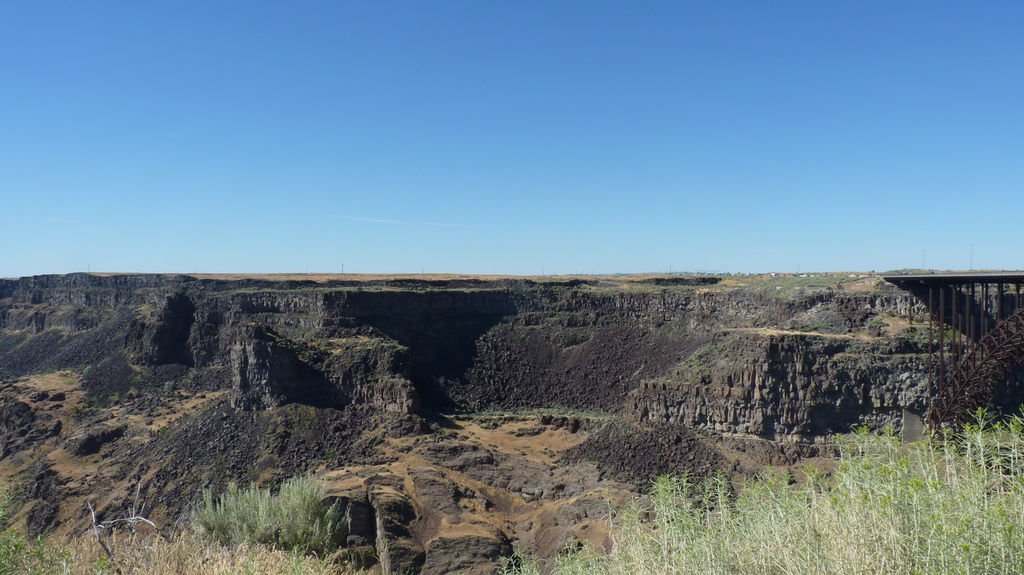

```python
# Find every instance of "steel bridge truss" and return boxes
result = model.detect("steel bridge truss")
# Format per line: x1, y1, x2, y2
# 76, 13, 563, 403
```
884, 273, 1024, 429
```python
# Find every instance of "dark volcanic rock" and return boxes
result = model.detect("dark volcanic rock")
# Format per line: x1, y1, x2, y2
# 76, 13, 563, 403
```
24, 462, 61, 536
81, 352, 136, 402
421, 533, 512, 575
106, 399, 383, 525
630, 332, 931, 438
566, 420, 726, 488
71, 424, 127, 456
143, 291, 196, 365
229, 326, 340, 410
455, 322, 706, 412
0, 398, 61, 459
366, 474, 425, 575
328, 495, 375, 545
0, 310, 134, 378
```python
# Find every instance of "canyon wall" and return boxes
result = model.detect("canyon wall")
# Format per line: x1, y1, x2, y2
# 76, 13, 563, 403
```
0, 273, 938, 438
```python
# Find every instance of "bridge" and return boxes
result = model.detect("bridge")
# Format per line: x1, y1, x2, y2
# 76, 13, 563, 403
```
884, 272, 1024, 429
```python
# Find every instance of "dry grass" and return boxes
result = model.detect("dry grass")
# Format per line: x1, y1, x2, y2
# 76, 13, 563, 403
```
452, 418, 588, 466
0, 530, 354, 575
65, 532, 351, 575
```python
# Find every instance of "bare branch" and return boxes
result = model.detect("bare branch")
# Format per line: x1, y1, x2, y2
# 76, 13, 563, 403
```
87, 500, 123, 575
83, 483, 164, 573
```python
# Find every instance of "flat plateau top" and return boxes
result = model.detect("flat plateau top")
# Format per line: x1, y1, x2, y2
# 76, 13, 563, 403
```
883, 271, 1024, 284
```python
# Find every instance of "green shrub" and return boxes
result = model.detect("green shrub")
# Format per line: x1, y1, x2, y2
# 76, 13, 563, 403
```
0, 532, 69, 575
867, 316, 887, 336
510, 419, 1024, 575
193, 476, 345, 556
0, 491, 68, 575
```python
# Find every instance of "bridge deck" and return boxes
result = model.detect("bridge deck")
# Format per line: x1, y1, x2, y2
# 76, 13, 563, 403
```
883, 272, 1024, 285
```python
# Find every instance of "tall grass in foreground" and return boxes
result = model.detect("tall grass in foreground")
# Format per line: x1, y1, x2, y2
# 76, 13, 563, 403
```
64, 533, 346, 575
0, 524, 347, 575
511, 418, 1024, 575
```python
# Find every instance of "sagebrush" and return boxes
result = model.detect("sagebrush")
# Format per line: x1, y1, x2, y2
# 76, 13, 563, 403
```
193, 476, 346, 555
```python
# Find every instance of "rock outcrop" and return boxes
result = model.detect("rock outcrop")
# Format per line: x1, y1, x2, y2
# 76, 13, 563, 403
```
631, 331, 931, 438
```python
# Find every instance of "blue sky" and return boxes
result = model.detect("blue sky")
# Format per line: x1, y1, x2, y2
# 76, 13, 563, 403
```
2, 1, 1022, 276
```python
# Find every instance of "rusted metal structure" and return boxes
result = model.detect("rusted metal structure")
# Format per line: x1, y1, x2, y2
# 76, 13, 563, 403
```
883, 272, 1024, 429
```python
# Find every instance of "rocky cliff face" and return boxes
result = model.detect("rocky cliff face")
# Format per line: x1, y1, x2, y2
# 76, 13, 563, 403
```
0, 272, 962, 574
631, 331, 930, 438
0, 274, 932, 431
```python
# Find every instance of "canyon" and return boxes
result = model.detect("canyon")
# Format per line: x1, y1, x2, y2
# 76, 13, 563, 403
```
2, 272, 1015, 574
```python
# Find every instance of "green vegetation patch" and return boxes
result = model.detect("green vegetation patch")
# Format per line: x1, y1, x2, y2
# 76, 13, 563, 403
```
509, 418, 1024, 575
193, 476, 346, 556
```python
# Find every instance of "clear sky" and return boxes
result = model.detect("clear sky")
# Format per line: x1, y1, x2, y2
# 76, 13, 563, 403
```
2, 1, 1022, 277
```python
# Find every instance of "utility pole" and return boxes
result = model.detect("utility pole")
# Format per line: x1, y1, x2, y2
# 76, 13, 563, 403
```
970, 243, 974, 270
